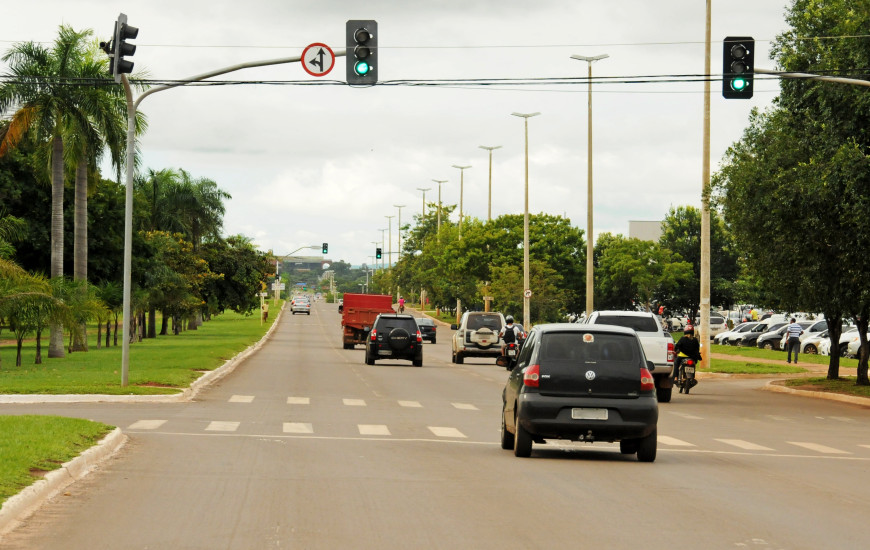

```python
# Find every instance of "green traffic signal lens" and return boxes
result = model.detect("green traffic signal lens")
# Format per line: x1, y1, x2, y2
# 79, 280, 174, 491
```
355, 61, 370, 75
731, 77, 747, 91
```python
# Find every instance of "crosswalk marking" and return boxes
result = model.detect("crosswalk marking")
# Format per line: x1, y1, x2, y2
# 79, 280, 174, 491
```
658, 435, 695, 447
287, 397, 310, 405
452, 403, 479, 411
229, 395, 254, 403
343, 398, 366, 407
206, 421, 240, 432
283, 422, 313, 434
428, 427, 467, 438
358, 424, 391, 436
788, 442, 850, 454
398, 400, 423, 408
715, 439, 774, 451
127, 420, 167, 430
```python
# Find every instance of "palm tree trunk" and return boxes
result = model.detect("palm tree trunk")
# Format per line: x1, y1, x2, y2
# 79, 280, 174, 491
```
48, 134, 65, 358
72, 158, 88, 351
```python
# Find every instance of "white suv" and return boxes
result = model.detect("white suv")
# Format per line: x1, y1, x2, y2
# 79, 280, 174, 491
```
451, 311, 506, 364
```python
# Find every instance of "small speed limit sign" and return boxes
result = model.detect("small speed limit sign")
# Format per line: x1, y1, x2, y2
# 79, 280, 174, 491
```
524, 289, 532, 298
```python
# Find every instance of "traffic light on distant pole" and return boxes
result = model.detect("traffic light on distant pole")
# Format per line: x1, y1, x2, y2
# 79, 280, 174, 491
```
346, 20, 378, 85
722, 36, 754, 99
322, 242, 328, 254
376, 247, 382, 259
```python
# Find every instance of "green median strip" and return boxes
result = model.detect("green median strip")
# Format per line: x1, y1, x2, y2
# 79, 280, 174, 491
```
0, 416, 113, 506
704, 359, 806, 375
784, 377, 870, 398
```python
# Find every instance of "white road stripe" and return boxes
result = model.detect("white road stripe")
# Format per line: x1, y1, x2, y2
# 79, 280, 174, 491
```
287, 397, 310, 405
829, 416, 856, 423
715, 439, 774, 451
283, 422, 313, 434
452, 403, 479, 410
343, 398, 366, 407
358, 424, 391, 436
788, 442, 850, 454
859, 445, 870, 450
428, 427, 467, 438
127, 420, 167, 430
229, 395, 254, 403
658, 435, 695, 447
670, 412, 703, 420
206, 421, 240, 432
398, 400, 422, 408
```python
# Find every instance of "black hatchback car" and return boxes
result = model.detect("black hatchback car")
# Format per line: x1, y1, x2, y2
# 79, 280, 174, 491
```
500, 324, 659, 461
365, 313, 423, 367
415, 317, 437, 343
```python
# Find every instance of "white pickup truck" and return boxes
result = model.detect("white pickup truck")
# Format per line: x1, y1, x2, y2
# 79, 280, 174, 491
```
582, 310, 676, 402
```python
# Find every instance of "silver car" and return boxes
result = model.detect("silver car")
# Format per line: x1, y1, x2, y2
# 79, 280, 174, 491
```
291, 296, 311, 315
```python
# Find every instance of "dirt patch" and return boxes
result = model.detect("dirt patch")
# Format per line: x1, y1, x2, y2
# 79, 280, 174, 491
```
136, 381, 180, 388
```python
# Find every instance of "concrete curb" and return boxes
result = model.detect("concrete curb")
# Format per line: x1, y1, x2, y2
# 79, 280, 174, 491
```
0, 305, 285, 405
761, 379, 870, 407
0, 428, 127, 537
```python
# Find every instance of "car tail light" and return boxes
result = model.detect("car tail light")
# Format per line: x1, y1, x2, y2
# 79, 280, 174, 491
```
523, 364, 540, 388
667, 341, 674, 363
640, 367, 655, 392
370, 329, 377, 342
416, 330, 422, 343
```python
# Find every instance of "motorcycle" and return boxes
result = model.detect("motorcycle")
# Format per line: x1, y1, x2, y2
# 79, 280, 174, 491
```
675, 356, 699, 394
497, 342, 520, 370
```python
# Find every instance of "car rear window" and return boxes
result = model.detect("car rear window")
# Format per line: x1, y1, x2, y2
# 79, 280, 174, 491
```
467, 314, 503, 331
378, 317, 417, 332
539, 332, 639, 364
594, 315, 659, 333
416, 318, 434, 326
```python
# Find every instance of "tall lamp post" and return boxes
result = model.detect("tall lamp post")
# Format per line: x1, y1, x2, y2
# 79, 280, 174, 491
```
385, 215, 395, 268
570, 53, 609, 317
393, 204, 406, 260
451, 165, 471, 240
416, 187, 431, 220
433, 179, 447, 241
479, 145, 502, 221
511, 112, 540, 329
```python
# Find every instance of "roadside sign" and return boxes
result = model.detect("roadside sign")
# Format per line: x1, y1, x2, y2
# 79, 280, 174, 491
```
302, 43, 335, 77
524, 289, 533, 298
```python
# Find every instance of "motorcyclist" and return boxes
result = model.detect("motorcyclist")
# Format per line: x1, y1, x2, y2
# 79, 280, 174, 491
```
499, 316, 521, 355
397, 296, 405, 314
673, 327, 702, 384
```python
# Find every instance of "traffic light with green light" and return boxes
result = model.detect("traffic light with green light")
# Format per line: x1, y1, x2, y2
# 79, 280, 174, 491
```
346, 20, 377, 85
376, 247, 382, 259
322, 243, 328, 254
722, 36, 754, 99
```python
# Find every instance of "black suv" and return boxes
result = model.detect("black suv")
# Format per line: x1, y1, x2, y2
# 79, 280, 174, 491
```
501, 323, 659, 461
365, 314, 424, 367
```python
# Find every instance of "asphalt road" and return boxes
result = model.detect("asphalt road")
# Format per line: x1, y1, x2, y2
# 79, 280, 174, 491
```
1, 301, 869, 549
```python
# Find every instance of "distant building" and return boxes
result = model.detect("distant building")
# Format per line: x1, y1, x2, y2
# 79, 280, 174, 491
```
280, 256, 329, 272
629, 220, 663, 242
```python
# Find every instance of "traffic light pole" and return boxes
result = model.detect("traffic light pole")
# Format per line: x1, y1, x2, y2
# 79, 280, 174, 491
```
119, 53, 345, 386
754, 67, 870, 88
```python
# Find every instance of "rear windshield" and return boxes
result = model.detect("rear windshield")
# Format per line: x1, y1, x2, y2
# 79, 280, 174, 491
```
377, 317, 417, 332
540, 332, 640, 364
416, 318, 434, 326
467, 314, 503, 331
595, 315, 659, 333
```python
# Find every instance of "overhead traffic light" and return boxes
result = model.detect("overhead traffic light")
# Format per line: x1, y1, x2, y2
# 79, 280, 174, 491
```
101, 13, 138, 83
722, 36, 754, 99
346, 20, 378, 85
376, 247, 382, 259
322, 242, 328, 254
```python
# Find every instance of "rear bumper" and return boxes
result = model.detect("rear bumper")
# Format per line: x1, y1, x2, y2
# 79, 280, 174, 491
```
456, 344, 501, 357
516, 393, 658, 441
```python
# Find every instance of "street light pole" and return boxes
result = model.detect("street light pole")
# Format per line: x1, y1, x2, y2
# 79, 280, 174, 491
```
416, 187, 431, 220
451, 165, 471, 240
385, 215, 395, 268
570, 53, 609, 318
433, 179, 447, 242
511, 112, 540, 329
479, 145, 501, 221
393, 204, 406, 259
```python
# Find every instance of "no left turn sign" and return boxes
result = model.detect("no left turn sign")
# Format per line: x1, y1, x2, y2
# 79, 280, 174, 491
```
524, 289, 533, 298
302, 43, 335, 77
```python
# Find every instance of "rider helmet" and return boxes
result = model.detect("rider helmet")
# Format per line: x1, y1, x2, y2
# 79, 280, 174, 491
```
505, 315, 514, 324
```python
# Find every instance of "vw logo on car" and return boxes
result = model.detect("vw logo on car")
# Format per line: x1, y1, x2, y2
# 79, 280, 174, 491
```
585, 371, 596, 381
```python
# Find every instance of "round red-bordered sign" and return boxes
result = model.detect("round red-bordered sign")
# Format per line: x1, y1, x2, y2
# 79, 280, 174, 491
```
301, 43, 335, 77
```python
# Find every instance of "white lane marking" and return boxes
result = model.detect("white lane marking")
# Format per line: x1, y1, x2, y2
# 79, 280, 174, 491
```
452, 403, 479, 410
287, 397, 310, 405
229, 395, 254, 403
398, 400, 423, 408
766, 415, 794, 422
788, 441, 851, 454
428, 427, 467, 438
715, 439, 774, 451
358, 424, 391, 436
127, 420, 167, 430
343, 398, 366, 407
283, 423, 313, 434
669, 411, 703, 420
860, 445, 870, 450
206, 421, 240, 432
658, 435, 695, 447
829, 416, 856, 423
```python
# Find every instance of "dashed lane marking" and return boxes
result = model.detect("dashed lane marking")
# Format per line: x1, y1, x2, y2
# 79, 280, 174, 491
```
287, 397, 310, 405
229, 395, 255, 403
127, 420, 167, 430
715, 439, 774, 451
669, 412, 703, 420
358, 424, 391, 436
428, 427, 467, 438
343, 398, 366, 407
283, 422, 313, 434
398, 400, 423, 408
205, 421, 240, 432
452, 403, 479, 410
658, 435, 695, 447
788, 442, 850, 454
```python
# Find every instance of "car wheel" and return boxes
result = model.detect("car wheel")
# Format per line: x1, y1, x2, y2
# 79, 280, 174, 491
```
637, 429, 657, 462
762, 341, 774, 350
365, 354, 375, 366
656, 386, 672, 403
513, 414, 532, 458
804, 344, 817, 354
619, 439, 639, 455
343, 343, 353, 350
500, 409, 514, 450
413, 357, 423, 367
432, 338, 436, 344
451, 350, 456, 363
455, 352, 464, 364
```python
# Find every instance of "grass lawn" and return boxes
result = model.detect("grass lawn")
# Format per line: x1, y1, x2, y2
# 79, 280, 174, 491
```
706, 342, 859, 368
0, 415, 113, 506
784, 376, 870, 398
0, 303, 280, 395
702, 360, 806, 375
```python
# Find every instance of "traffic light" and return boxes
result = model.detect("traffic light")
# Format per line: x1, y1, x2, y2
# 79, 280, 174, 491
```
376, 247, 382, 259
346, 20, 378, 85
322, 242, 328, 254
103, 14, 138, 83
722, 36, 754, 99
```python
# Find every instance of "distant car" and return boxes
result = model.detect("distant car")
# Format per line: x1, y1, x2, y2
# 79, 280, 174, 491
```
500, 323, 658, 461
415, 317, 437, 343
735, 322, 786, 347
713, 322, 755, 345
365, 313, 423, 367
291, 296, 311, 315
451, 311, 506, 364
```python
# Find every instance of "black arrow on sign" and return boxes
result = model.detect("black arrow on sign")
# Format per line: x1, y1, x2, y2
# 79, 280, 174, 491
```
309, 48, 325, 72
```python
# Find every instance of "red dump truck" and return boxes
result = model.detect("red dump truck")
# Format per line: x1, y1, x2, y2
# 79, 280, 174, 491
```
341, 293, 394, 349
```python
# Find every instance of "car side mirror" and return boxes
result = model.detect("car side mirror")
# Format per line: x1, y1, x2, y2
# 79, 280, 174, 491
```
646, 360, 655, 372
450, 324, 458, 330
496, 356, 512, 369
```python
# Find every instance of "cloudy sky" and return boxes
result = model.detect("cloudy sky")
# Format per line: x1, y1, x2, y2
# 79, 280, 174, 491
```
1, 0, 792, 266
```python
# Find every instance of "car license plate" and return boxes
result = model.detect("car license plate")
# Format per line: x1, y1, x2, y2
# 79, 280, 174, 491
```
507, 349, 516, 356
684, 366, 695, 374
379, 349, 392, 356
572, 408, 608, 420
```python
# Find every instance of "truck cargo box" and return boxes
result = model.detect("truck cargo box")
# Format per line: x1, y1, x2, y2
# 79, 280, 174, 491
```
341, 294, 394, 349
